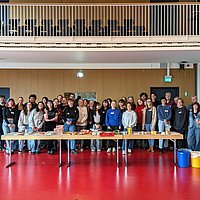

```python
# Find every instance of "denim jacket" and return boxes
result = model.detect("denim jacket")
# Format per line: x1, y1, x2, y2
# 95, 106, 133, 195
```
189, 111, 200, 129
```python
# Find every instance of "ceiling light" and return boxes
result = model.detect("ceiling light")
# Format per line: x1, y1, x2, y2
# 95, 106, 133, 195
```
76, 70, 84, 78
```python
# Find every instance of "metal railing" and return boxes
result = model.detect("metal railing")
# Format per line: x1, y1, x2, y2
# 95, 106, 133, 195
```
0, 3, 199, 37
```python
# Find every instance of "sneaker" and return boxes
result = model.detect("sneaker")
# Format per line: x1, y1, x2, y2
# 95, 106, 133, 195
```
47, 151, 51, 154
128, 149, 132, 153
18, 151, 22, 154
91, 149, 95, 152
112, 147, 116, 153
71, 149, 78, 154
29, 150, 31, 154
122, 150, 125, 155
107, 148, 111, 153
80, 148, 84, 152
97, 149, 101, 152
159, 148, 163, 154
50, 150, 55, 155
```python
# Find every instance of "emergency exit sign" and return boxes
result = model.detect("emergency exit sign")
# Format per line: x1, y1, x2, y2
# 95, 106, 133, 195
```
164, 75, 172, 83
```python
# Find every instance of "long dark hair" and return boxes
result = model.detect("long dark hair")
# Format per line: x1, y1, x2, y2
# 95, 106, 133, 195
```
35, 101, 45, 112
192, 102, 200, 115
23, 102, 32, 115
46, 100, 54, 111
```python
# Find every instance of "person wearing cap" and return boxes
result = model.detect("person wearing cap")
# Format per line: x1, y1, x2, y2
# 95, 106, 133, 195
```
157, 97, 172, 153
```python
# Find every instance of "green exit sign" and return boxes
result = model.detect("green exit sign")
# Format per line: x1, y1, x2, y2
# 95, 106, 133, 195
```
164, 76, 172, 83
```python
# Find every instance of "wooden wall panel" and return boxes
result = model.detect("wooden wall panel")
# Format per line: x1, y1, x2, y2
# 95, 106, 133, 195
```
0, 69, 195, 105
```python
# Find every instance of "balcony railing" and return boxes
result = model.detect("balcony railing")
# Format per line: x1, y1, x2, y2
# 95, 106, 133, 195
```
0, 3, 199, 37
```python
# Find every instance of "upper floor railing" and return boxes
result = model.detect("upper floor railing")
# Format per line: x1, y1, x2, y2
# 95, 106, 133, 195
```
0, 3, 199, 37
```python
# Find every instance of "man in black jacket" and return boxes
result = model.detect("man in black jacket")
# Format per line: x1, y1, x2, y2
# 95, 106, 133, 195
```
172, 98, 188, 148
62, 98, 79, 154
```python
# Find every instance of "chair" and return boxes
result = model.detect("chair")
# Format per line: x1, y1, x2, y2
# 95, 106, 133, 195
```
104, 19, 119, 36
73, 19, 87, 36
89, 20, 103, 36
38, 19, 53, 36
24, 19, 37, 36
8, 19, 20, 36
56, 19, 72, 36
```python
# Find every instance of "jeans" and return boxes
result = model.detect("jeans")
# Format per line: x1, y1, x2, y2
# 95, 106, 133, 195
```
158, 120, 169, 149
18, 125, 31, 151
64, 123, 76, 150
2, 120, 17, 153
187, 127, 200, 151
122, 127, 135, 150
145, 124, 154, 147
91, 139, 101, 151
0, 121, 4, 149
29, 127, 40, 153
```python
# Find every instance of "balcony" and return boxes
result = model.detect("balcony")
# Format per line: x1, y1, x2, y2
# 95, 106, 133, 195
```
0, 3, 199, 48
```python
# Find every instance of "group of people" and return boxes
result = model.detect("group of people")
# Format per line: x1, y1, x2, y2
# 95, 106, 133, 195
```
0, 92, 200, 155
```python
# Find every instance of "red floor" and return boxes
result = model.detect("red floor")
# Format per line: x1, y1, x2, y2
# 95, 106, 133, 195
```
0, 149, 199, 200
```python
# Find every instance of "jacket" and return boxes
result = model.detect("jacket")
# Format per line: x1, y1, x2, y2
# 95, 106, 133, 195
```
142, 106, 157, 130
157, 104, 172, 121
18, 110, 31, 132
105, 108, 122, 127
172, 106, 188, 132
189, 111, 200, 129
135, 105, 145, 124
76, 106, 88, 126
62, 105, 79, 125
29, 109, 45, 130
122, 110, 137, 128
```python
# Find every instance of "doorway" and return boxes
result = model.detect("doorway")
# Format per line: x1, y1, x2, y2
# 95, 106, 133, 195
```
150, 87, 179, 102
0, 87, 10, 100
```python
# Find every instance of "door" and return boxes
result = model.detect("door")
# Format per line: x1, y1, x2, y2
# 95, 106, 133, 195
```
150, 87, 179, 102
0, 87, 10, 100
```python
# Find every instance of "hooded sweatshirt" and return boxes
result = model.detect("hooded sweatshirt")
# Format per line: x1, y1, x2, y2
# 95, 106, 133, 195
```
122, 110, 137, 128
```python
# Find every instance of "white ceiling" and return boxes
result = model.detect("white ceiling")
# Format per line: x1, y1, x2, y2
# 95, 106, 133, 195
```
0, 47, 200, 69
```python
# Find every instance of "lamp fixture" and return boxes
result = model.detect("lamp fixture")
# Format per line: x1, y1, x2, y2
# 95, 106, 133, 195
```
76, 70, 84, 78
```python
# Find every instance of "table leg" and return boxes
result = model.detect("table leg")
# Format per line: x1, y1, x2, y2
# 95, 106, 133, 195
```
58, 140, 63, 167
116, 139, 120, 167
6, 140, 16, 168
67, 140, 71, 167
125, 139, 128, 167
174, 139, 177, 165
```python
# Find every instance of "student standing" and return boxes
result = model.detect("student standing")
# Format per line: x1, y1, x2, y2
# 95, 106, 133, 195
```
122, 102, 137, 154
76, 99, 88, 151
157, 98, 172, 153
135, 98, 146, 148
29, 102, 45, 154
105, 100, 122, 153
90, 102, 103, 152
62, 98, 79, 154
2, 98, 18, 154
0, 95, 6, 151
44, 100, 58, 154
172, 98, 188, 148
18, 102, 32, 153
187, 102, 200, 151
142, 99, 157, 153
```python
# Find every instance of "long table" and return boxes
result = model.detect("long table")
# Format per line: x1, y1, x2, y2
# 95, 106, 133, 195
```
1, 133, 64, 168
123, 132, 183, 166
1, 132, 183, 168
62, 134, 122, 167
1, 133, 123, 168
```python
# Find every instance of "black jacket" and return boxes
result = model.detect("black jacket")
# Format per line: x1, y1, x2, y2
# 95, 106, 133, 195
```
62, 105, 79, 125
2, 107, 18, 125
172, 106, 188, 133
